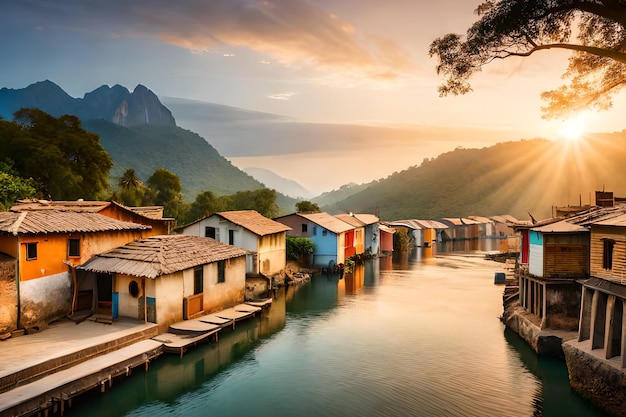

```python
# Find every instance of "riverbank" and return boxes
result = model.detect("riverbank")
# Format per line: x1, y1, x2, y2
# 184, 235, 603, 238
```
500, 272, 625, 417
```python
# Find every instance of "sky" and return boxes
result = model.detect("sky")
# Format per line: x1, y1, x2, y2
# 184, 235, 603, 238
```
3, 0, 626, 194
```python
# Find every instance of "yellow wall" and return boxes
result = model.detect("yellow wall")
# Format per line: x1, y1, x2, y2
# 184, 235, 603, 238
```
258, 232, 287, 276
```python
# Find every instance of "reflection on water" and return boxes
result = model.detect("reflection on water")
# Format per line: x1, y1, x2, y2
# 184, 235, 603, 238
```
71, 292, 287, 416
70, 252, 610, 417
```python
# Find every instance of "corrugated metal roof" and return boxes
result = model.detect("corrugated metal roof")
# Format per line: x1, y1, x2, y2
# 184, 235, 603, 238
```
532, 220, 588, 233
298, 212, 354, 234
490, 215, 528, 225
352, 214, 379, 225
388, 219, 422, 230
335, 214, 364, 228
79, 235, 249, 279
0, 210, 151, 235
466, 216, 492, 224
592, 213, 626, 227
216, 210, 291, 236
379, 224, 395, 233
414, 219, 449, 229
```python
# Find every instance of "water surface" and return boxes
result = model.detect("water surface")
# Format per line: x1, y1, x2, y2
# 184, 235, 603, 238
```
71, 251, 609, 417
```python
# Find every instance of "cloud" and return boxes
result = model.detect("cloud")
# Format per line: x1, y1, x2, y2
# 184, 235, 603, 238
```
13, 0, 416, 82
268, 91, 296, 100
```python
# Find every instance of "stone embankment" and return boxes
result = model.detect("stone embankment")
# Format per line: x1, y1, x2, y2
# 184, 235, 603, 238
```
500, 298, 572, 358
563, 341, 626, 417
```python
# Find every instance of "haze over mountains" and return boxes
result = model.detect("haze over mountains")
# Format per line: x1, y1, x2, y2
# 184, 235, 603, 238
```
2, 80, 626, 222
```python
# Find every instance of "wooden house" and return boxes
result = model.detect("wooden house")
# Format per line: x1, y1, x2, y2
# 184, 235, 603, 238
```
576, 212, 626, 365
181, 210, 291, 277
378, 224, 395, 255
274, 212, 354, 267
78, 235, 248, 333
0, 210, 152, 337
334, 214, 366, 258
11, 199, 175, 236
437, 217, 482, 252
350, 214, 381, 256
519, 218, 589, 329
515, 206, 626, 331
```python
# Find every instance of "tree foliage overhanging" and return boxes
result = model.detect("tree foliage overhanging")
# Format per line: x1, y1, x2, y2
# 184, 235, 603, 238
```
0, 108, 112, 201
429, 0, 626, 118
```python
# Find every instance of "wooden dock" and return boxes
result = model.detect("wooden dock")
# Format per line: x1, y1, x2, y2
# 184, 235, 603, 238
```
0, 339, 162, 417
153, 302, 266, 356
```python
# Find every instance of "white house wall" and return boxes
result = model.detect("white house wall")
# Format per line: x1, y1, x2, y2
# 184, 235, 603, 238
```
529, 243, 544, 277
20, 271, 71, 329
115, 274, 146, 321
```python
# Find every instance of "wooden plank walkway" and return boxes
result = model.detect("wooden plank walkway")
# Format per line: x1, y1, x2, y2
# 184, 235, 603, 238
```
154, 329, 220, 357
0, 339, 162, 417
153, 302, 266, 355
245, 298, 272, 309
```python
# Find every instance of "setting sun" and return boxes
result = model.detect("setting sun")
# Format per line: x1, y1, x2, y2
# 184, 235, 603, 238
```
558, 117, 586, 141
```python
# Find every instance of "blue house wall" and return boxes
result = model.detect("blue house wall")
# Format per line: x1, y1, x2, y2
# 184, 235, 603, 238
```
310, 225, 338, 267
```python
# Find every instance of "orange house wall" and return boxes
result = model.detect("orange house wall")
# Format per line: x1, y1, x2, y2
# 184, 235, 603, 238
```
20, 230, 148, 281
0, 237, 18, 258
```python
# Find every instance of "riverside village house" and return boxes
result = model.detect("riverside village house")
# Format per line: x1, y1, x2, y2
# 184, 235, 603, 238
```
274, 211, 355, 268
180, 210, 291, 278
78, 234, 249, 333
505, 191, 626, 416
0, 210, 153, 337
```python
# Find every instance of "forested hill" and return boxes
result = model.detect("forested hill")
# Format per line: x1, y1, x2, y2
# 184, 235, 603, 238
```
83, 120, 266, 199
322, 133, 626, 221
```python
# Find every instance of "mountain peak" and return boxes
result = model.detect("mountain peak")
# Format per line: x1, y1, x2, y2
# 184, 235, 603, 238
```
0, 81, 175, 127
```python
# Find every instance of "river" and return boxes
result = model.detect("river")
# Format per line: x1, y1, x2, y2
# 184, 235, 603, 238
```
70, 249, 610, 417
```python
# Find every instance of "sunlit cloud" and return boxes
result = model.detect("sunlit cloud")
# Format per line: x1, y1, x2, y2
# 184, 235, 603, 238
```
14, 0, 417, 83
268, 91, 296, 100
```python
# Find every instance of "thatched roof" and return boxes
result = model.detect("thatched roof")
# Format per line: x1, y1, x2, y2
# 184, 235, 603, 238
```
0, 210, 151, 235
79, 235, 249, 279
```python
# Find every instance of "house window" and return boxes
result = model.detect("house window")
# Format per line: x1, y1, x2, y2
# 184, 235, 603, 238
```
313, 226, 317, 236
26, 242, 37, 260
229, 230, 235, 245
602, 239, 615, 270
301, 224, 308, 233
68, 238, 80, 257
205, 226, 218, 240
217, 260, 225, 283
322, 229, 328, 237
194, 266, 204, 294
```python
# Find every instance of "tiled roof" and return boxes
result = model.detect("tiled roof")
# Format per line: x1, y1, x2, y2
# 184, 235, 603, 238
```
11, 199, 109, 213
11, 199, 172, 221
0, 210, 151, 235
216, 210, 291, 236
298, 212, 354, 234
79, 235, 249, 279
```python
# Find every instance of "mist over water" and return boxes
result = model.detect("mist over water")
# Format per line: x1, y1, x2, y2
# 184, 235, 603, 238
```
71, 248, 609, 417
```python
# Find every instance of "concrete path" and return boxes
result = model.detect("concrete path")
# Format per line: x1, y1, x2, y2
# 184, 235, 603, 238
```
0, 317, 157, 380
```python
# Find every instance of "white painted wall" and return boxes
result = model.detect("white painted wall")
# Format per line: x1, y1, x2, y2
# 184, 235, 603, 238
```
20, 271, 71, 328
529, 243, 544, 277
